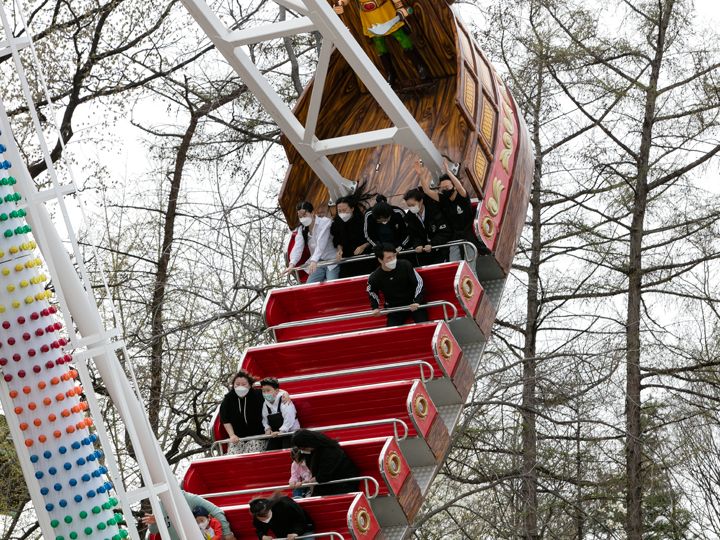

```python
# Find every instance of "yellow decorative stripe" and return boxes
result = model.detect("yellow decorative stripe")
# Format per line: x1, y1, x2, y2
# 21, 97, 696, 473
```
474, 148, 488, 190
464, 76, 476, 117
481, 95, 495, 144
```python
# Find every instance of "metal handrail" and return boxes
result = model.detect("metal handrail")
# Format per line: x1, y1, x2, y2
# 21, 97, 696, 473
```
198, 475, 381, 500
290, 240, 478, 278
267, 360, 436, 385
265, 300, 458, 338
275, 533, 344, 540
210, 418, 409, 456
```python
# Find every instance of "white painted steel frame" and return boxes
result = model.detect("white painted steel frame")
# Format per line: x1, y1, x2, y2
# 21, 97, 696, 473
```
180, 0, 444, 202
0, 2, 201, 539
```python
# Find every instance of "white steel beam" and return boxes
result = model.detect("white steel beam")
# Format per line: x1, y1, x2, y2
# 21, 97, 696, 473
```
314, 128, 399, 155
181, 0, 445, 201
226, 17, 315, 47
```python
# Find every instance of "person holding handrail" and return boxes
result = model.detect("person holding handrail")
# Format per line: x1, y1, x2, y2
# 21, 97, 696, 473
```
403, 187, 451, 265
291, 429, 360, 496
367, 243, 429, 327
285, 201, 339, 283
260, 377, 300, 451
250, 494, 314, 540
420, 161, 474, 261
364, 194, 410, 252
220, 370, 290, 455
142, 490, 235, 540
331, 185, 376, 277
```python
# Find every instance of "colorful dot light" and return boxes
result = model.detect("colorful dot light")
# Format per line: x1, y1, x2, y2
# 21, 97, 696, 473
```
0, 140, 126, 539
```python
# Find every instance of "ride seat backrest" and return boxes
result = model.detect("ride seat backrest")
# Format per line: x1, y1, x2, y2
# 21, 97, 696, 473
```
243, 322, 448, 394
223, 494, 359, 539
266, 262, 469, 341
184, 438, 392, 507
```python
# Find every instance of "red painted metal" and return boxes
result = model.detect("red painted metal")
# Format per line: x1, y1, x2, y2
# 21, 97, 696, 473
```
184, 437, 411, 507
221, 493, 379, 540
240, 321, 462, 393
264, 262, 484, 342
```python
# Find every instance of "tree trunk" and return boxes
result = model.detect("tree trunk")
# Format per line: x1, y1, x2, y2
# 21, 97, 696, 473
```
147, 115, 199, 434
521, 66, 544, 540
625, 3, 672, 537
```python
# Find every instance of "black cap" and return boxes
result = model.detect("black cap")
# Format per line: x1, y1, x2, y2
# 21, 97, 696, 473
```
192, 506, 209, 518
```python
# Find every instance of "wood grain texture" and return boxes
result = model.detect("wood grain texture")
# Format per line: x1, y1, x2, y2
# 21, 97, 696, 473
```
397, 474, 423, 522
278, 0, 534, 274
426, 415, 451, 461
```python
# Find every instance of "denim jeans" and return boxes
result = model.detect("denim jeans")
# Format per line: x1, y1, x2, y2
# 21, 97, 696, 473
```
306, 264, 340, 283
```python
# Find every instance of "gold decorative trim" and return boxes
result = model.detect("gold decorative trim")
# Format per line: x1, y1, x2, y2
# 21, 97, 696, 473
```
464, 75, 476, 117
481, 216, 495, 238
355, 508, 371, 534
415, 394, 429, 419
474, 147, 488, 191
486, 178, 504, 217
461, 276, 475, 299
497, 78, 516, 174
481, 95, 495, 143
439, 336, 453, 359
386, 451, 402, 478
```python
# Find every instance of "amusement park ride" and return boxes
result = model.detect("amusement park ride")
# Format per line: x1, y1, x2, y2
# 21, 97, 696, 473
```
0, 0, 532, 539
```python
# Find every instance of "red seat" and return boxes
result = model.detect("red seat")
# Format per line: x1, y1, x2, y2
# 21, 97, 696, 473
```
213, 380, 449, 460
264, 261, 485, 342
241, 321, 463, 394
184, 437, 415, 509
223, 493, 380, 540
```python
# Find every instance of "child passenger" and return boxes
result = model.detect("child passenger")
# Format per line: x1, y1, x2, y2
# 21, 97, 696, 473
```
288, 447, 313, 498
261, 378, 300, 451
193, 506, 223, 540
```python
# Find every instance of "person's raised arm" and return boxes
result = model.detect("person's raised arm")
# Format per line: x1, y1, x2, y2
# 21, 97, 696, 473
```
444, 162, 467, 198
417, 160, 439, 202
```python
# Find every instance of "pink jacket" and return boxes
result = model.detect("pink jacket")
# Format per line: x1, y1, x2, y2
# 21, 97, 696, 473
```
289, 460, 313, 484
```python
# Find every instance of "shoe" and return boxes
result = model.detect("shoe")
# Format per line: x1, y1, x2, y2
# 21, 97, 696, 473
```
405, 48, 430, 81
379, 54, 398, 85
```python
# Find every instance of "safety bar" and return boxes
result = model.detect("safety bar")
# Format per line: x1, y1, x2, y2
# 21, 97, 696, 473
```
265, 300, 458, 339
253, 360, 436, 386
210, 418, 409, 456
290, 240, 478, 279
198, 475, 381, 500
275, 534, 344, 540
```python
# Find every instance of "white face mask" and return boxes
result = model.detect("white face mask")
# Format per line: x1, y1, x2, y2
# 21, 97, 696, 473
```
408, 205, 421, 214
197, 520, 208, 530
257, 511, 272, 523
338, 212, 352, 222
385, 259, 398, 270
299, 216, 312, 227
234, 386, 249, 398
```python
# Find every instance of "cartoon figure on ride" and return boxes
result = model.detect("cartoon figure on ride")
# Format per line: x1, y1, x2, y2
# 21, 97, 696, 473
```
333, 0, 429, 84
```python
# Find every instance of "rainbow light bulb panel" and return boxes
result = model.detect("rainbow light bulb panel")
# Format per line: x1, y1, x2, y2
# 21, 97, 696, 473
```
0, 140, 126, 540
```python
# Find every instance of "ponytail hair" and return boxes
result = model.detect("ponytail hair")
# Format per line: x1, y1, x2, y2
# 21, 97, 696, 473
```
336, 182, 375, 213
372, 194, 392, 220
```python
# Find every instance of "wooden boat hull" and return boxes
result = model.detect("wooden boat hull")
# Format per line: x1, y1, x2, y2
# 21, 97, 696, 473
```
280, 0, 533, 275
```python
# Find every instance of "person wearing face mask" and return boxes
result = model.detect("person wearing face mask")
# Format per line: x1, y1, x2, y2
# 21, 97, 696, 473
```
420, 161, 474, 261
290, 430, 360, 496
367, 243, 429, 327
220, 370, 277, 454
330, 187, 376, 277
363, 194, 410, 252
260, 377, 301, 451
193, 506, 223, 540
285, 201, 339, 283
250, 494, 314, 540
142, 491, 235, 540
403, 187, 452, 266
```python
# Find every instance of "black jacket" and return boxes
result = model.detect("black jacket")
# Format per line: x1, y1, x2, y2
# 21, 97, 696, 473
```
364, 206, 410, 250
439, 191, 473, 240
308, 445, 359, 496
405, 199, 452, 248
219, 388, 265, 438
367, 259, 424, 309
331, 211, 368, 257
253, 497, 314, 539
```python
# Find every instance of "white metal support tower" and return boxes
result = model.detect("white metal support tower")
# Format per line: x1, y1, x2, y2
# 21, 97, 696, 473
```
180, 0, 445, 202
0, 3, 201, 539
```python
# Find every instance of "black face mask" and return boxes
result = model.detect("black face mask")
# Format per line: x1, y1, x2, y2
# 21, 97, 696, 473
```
441, 188, 455, 197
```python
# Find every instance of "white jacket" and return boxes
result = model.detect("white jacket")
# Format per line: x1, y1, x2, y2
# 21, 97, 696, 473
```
289, 216, 338, 273
261, 397, 301, 433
